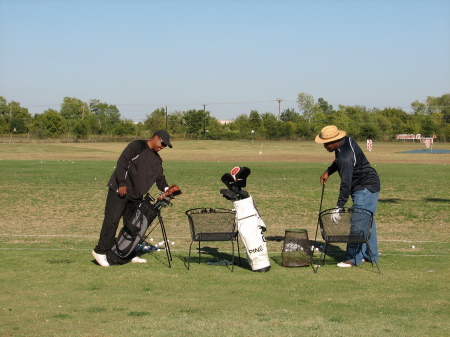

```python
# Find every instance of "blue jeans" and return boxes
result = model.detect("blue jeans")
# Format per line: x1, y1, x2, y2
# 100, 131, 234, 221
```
345, 188, 379, 265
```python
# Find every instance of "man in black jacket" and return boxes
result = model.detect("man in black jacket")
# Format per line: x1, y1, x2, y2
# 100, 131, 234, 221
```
315, 125, 380, 268
92, 130, 172, 267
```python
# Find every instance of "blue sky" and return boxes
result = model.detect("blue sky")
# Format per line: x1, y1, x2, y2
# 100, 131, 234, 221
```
1, 0, 449, 122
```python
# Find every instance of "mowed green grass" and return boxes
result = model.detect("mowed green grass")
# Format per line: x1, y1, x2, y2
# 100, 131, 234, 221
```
0, 141, 449, 337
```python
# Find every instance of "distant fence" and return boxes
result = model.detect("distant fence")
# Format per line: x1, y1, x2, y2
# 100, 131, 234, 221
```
395, 134, 437, 142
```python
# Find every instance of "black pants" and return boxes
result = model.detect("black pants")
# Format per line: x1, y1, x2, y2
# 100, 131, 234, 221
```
94, 188, 129, 255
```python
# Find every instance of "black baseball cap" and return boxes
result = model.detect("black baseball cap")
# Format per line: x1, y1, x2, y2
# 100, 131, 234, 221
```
153, 130, 172, 148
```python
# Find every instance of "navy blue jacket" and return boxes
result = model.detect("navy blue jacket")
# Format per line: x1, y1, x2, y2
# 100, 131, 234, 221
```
326, 137, 380, 207
107, 140, 169, 200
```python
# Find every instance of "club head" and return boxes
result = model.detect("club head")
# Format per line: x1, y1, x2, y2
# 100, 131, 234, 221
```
231, 166, 241, 180
233, 166, 251, 188
238, 190, 250, 199
221, 173, 235, 188
220, 189, 238, 201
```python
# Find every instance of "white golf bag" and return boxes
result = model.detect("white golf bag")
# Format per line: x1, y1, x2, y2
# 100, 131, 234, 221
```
233, 196, 271, 272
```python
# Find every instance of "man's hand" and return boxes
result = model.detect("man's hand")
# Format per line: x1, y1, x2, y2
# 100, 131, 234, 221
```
320, 172, 329, 185
118, 186, 127, 197
331, 207, 341, 224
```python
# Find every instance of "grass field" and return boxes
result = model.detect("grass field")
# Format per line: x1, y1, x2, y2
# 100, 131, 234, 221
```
1, 140, 449, 336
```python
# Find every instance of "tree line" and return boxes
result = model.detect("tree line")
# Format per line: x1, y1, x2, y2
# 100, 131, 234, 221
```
1, 93, 449, 142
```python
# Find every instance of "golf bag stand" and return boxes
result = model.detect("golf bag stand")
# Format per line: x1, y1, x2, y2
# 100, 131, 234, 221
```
107, 185, 182, 267
156, 212, 172, 266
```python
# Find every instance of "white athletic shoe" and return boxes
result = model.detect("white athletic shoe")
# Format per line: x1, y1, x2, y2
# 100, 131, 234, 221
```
131, 256, 147, 264
336, 260, 355, 268
92, 250, 109, 267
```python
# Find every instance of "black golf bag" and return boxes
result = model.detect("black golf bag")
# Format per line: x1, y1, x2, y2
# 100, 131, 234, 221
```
107, 185, 182, 265
220, 167, 271, 272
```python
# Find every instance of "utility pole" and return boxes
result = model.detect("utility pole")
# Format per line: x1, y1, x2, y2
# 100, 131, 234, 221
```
277, 98, 282, 120
203, 104, 207, 139
165, 106, 168, 131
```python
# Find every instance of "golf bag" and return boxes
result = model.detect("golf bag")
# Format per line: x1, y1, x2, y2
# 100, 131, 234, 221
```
220, 167, 270, 272
107, 185, 182, 265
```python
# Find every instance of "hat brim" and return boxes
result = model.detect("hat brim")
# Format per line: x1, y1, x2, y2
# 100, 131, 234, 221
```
315, 130, 346, 144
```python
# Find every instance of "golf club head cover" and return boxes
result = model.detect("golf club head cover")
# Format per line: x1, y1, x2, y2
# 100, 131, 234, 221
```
221, 167, 251, 190
231, 166, 251, 188
220, 189, 238, 201
238, 190, 250, 200
221, 173, 238, 190
233, 166, 251, 188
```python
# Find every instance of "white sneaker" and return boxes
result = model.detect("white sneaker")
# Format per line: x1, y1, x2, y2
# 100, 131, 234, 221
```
336, 260, 355, 268
92, 250, 109, 267
131, 256, 147, 264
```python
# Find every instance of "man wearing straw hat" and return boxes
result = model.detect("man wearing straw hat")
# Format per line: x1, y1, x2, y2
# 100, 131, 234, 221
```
315, 125, 380, 268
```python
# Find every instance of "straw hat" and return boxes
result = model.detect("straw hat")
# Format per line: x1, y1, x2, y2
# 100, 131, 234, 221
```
315, 125, 346, 144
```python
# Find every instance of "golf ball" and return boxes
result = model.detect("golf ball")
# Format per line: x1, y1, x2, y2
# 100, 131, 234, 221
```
411, 245, 415, 249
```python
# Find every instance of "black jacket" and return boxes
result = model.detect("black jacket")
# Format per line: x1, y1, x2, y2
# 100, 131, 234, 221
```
326, 137, 380, 207
107, 140, 169, 200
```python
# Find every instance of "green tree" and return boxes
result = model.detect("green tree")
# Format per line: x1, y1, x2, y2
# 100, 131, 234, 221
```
318, 98, 334, 115
112, 119, 136, 136
377, 108, 409, 137
167, 111, 184, 135
144, 107, 166, 132
182, 109, 210, 139
0, 97, 31, 134
233, 114, 251, 135
280, 108, 300, 123
261, 112, 283, 139
60, 97, 89, 121
31, 109, 67, 138
0, 96, 8, 133
248, 110, 262, 131
60, 97, 90, 137
89, 99, 121, 135
202, 116, 225, 139
73, 119, 89, 139
359, 124, 380, 140
297, 92, 317, 123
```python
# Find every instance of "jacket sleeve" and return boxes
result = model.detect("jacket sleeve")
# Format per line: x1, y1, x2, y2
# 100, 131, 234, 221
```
115, 141, 142, 188
155, 163, 169, 191
326, 160, 338, 176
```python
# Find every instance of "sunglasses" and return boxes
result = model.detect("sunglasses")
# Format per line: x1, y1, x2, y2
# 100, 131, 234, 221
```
159, 137, 167, 148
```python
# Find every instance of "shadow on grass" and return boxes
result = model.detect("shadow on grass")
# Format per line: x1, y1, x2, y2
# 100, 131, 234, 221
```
265, 235, 284, 242
143, 251, 172, 268
379, 198, 402, 203
177, 246, 246, 271
379, 198, 449, 203
423, 198, 449, 203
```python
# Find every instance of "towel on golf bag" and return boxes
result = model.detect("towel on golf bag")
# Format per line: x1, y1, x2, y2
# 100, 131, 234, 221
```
233, 196, 271, 272
107, 199, 159, 265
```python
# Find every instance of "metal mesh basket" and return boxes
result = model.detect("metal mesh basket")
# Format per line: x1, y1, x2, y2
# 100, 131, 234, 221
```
319, 207, 373, 243
281, 229, 312, 267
